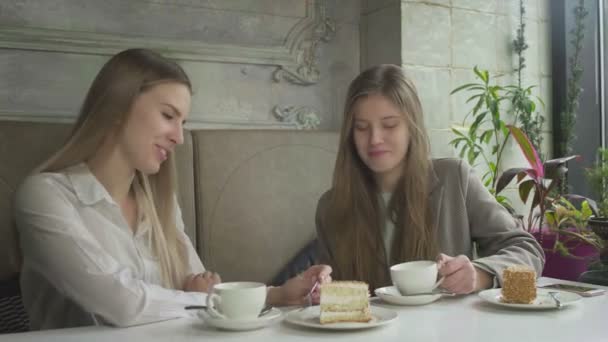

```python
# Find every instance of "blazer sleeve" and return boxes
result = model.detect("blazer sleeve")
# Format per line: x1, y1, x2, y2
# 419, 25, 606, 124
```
458, 161, 545, 285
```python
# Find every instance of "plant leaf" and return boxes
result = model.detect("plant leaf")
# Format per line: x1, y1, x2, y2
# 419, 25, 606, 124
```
496, 168, 527, 194
451, 127, 466, 138
480, 129, 493, 144
472, 95, 485, 115
451, 83, 481, 95
470, 111, 487, 134
544, 155, 578, 180
473, 66, 489, 83
466, 93, 483, 103
518, 179, 535, 203
508, 125, 544, 178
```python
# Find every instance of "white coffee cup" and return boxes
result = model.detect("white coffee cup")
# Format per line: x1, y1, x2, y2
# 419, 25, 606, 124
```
205, 282, 267, 320
390, 260, 444, 295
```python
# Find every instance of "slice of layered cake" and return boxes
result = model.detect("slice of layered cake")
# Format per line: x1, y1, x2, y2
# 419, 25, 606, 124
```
319, 281, 372, 324
501, 265, 537, 304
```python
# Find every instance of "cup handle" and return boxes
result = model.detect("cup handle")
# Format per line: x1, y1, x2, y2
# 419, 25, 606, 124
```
205, 293, 226, 319
432, 276, 445, 290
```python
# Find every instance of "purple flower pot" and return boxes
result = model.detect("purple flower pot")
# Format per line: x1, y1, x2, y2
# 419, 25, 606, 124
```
533, 231, 600, 281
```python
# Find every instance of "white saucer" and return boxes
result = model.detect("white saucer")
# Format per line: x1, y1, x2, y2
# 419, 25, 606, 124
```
284, 305, 397, 330
375, 286, 442, 305
478, 288, 582, 310
197, 308, 283, 331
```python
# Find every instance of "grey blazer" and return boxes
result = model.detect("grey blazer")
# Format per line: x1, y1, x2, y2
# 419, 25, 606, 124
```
316, 158, 545, 287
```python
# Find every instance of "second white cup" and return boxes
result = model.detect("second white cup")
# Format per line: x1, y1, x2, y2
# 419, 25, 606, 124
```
390, 260, 444, 295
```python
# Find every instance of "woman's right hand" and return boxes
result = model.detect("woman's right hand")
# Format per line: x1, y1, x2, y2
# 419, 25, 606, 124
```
183, 271, 221, 293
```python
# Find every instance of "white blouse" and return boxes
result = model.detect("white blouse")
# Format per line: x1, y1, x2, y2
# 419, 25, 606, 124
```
14, 163, 206, 330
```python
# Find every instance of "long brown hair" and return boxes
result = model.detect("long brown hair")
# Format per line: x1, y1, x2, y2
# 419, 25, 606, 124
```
323, 64, 438, 290
39, 48, 192, 289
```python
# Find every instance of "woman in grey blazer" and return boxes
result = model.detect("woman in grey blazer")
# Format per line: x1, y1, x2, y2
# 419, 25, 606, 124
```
315, 64, 544, 294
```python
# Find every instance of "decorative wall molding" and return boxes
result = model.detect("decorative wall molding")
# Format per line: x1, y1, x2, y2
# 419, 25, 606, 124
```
0, 0, 333, 85
0, 111, 295, 130
273, 1, 335, 85
273, 105, 321, 129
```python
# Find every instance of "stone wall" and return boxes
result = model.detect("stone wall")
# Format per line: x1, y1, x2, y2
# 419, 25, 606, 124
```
362, 0, 552, 161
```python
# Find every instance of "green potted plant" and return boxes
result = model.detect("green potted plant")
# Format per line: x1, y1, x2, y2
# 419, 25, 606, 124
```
585, 148, 608, 239
543, 197, 604, 280
580, 147, 608, 285
496, 126, 604, 280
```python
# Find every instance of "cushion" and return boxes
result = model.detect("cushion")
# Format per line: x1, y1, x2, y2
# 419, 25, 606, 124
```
0, 275, 29, 334
270, 239, 318, 286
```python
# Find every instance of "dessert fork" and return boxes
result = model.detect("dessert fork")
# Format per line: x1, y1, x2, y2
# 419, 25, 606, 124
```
303, 280, 319, 309
548, 291, 562, 309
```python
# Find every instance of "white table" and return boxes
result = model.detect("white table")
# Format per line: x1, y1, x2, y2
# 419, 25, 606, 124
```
3, 278, 607, 342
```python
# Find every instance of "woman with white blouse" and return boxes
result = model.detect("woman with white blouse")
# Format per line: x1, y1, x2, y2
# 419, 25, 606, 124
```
14, 48, 331, 330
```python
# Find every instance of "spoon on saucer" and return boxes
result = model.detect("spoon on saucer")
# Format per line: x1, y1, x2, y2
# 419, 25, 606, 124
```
258, 305, 274, 316
184, 305, 207, 310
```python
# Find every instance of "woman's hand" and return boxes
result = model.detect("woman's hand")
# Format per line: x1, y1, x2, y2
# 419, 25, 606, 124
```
437, 254, 492, 294
267, 265, 332, 306
183, 271, 221, 293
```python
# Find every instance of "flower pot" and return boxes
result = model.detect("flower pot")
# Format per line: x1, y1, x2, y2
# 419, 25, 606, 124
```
588, 218, 608, 240
578, 270, 608, 286
532, 231, 600, 281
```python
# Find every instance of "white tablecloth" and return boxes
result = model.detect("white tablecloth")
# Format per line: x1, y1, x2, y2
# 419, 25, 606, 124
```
3, 278, 607, 342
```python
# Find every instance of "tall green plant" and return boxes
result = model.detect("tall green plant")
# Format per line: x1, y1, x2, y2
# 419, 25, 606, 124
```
512, 0, 545, 156
450, 1, 545, 210
450, 68, 509, 192
559, 0, 588, 156
450, 67, 543, 210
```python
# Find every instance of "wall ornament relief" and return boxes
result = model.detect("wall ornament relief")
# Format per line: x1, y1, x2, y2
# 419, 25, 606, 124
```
273, 105, 321, 130
272, 1, 335, 85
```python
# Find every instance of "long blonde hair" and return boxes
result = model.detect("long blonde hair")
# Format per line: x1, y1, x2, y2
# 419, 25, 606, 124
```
323, 64, 438, 290
40, 48, 191, 289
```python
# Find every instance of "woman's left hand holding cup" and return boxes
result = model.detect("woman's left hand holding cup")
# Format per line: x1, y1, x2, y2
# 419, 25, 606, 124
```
184, 271, 222, 293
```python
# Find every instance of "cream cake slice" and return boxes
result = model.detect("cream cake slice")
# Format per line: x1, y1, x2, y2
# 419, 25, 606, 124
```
319, 281, 372, 324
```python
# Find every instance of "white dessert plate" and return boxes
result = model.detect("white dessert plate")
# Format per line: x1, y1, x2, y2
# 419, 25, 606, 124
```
478, 288, 582, 310
375, 286, 442, 305
284, 305, 397, 330
198, 307, 283, 331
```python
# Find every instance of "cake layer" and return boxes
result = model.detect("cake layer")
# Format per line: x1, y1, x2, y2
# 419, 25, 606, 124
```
320, 308, 372, 324
320, 281, 369, 296
320, 301, 369, 312
320, 294, 369, 311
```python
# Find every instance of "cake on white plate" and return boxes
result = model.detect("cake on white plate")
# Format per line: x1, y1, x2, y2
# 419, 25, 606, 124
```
501, 265, 537, 304
319, 281, 372, 324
